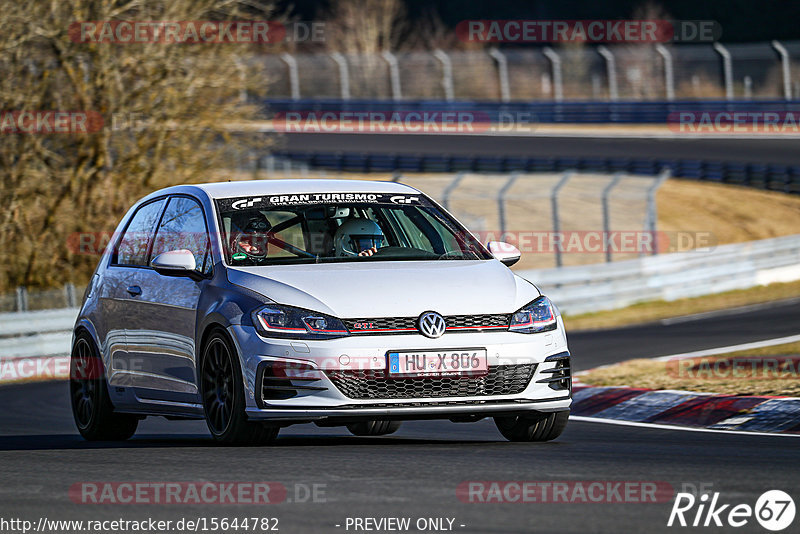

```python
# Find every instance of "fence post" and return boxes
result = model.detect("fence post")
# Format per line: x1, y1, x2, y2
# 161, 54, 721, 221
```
488, 48, 511, 102
601, 173, 623, 263
442, 172, 465, 211
772, 40, 792, 101
280, 53, 300, 100
433, 49, 454, 101
381, 50, 402, 100
233, 57, 248, 103
15, 286, 28, 312
655, 44, 675, 101
644, 168, 671, 256
330, 52, 350, 100
65, 282, 77, 308
551, 171, 572, 268
497, 172, 520, 236
597, 46, 618, 101
712, 42, 734, 100
542, 47, 563, 102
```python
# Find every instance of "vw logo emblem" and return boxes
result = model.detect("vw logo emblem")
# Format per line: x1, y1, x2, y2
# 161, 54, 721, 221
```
417, 311, 446, 339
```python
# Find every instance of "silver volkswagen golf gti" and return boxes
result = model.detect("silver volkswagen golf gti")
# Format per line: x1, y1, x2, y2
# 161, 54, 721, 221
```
70, 179, 572, 444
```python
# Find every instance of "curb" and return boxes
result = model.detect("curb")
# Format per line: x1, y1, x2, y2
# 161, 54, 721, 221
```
571, 384, 800, 434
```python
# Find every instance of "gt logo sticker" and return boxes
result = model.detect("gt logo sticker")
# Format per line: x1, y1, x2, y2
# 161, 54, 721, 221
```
390, 195, 419, 204
231, 197, 262, 210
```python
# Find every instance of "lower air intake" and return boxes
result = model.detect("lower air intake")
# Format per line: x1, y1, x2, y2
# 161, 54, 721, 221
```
325, 364, 537, 400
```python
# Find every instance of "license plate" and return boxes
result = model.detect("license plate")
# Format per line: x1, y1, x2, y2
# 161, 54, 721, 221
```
387, 349, 488, 377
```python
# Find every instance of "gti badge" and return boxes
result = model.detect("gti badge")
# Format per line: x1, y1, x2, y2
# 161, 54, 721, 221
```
417, 311, 446, 338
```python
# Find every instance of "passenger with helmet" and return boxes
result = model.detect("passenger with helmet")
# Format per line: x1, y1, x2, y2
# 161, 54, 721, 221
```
230, 212, 272, 261
333, 218, 386, 257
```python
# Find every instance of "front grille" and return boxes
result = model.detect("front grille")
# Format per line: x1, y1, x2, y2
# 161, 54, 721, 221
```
325, 364, 536, 400
343, 314, 511, 335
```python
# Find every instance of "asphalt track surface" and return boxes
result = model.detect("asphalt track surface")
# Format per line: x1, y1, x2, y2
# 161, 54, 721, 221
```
277, 132, 800, 166
1, 301, 798, 533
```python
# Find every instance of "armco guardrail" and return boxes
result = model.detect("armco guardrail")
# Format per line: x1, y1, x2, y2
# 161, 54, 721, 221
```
521, 234, 800, 316
269, 151, 800, 194
0, 308, 76, 360
1, 235, 799, 362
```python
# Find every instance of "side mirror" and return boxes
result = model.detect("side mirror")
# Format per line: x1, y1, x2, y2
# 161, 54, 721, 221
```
487, 241, 521, 267
151, 249, 197, 277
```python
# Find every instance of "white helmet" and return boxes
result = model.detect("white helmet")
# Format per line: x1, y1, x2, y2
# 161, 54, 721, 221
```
333, 219, 385, 256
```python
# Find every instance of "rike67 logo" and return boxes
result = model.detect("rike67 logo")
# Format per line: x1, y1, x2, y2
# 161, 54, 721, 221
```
668, 490, 795, 531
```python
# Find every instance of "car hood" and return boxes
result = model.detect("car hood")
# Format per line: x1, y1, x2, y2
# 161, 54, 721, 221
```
226, 260, 539, 318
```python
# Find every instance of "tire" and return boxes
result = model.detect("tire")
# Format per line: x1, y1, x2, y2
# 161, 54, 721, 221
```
70, 332, 138, 441
347, 420, 402, 436
494, 411, 569, 442
200, 331, 279, 445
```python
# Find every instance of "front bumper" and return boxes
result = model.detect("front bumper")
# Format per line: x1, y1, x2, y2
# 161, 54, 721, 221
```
228, 317, 572, 423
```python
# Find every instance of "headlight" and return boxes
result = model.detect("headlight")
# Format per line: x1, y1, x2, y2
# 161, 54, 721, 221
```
509, 296, 558, 333
251, 304, 350, 340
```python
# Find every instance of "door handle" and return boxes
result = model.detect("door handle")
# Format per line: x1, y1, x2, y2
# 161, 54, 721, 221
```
126, 285, 142, 296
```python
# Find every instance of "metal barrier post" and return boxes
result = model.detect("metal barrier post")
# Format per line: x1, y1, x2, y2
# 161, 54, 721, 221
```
433, 49, 454, 101
280, 53, 300, 100
772, 40, 792, 101
488, 48, 511, 102
713, 43, 734, 100
330, 52, 350, 100
601, 173, 623, 263
597, 46, 618, 101
65, 283, 76, 308
551, 171, 572, 267
543, 47, 563, 102
442, 172, 465, 211
381, 51, 402, 100
644, 168, 671, 255
497, 172, 520, 236
655, 44, 675, 101
15, 286, 28, 312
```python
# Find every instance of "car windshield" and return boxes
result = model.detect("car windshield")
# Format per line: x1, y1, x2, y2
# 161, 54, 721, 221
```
215, 192, 492, 266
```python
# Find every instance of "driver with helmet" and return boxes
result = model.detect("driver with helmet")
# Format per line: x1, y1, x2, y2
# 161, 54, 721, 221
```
333, 218, 385, 257
230, 212, 272, 261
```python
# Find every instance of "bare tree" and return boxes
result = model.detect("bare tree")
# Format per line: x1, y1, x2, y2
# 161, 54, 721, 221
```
321, 0, 407, 98
0, 0, 275, 291
323, 0, 406, 55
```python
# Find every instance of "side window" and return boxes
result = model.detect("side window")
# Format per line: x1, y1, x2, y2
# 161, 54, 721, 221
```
151, 197, 210, 274
114, 199, 167, 266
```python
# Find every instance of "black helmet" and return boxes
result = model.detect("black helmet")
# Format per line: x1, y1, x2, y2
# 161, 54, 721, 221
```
231, 213, 272, 260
